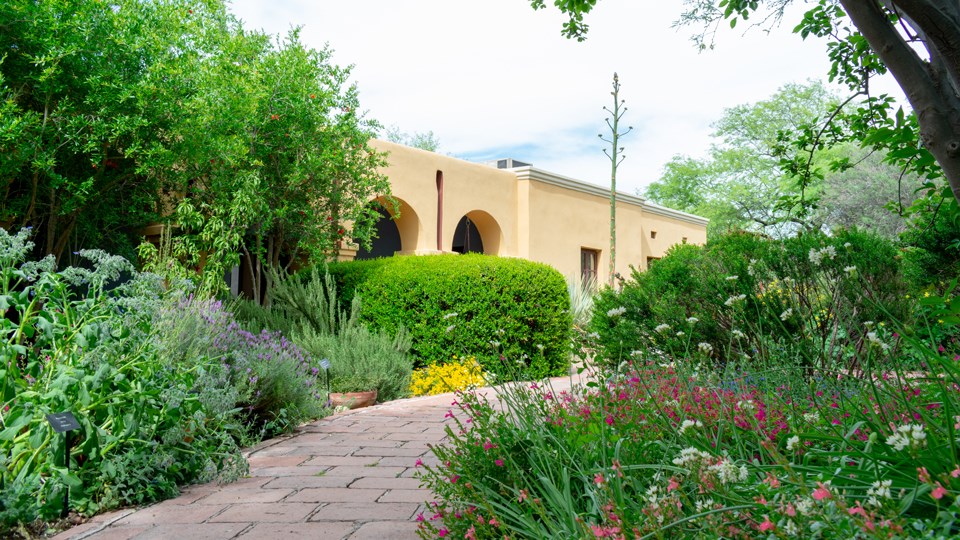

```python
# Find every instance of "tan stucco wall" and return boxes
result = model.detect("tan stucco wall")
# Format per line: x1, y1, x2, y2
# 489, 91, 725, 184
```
352, 140, 708, 280
369, 140, 519, 256
520, 179, 647, 281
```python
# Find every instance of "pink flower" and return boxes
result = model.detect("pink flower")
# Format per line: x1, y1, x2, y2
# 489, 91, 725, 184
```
518, 489, 528, 503
444, 410, 454, 418
464, 526, 476, 540
438, 528, 449, 537
812, 482, 832, 501
594, 472, 605, 485
483, 440, 494, 451
848, 503, 867, 517
415, 512, 425, 522
415, 458, 424, 467
764, 473, 780, 488
488, 517, 499, 527
758, 516, 775, 532
449, 474, 460, 484
951, 467, 960, 478
495, 459, 504, 467
667, 477, 680, 492
605, 415, 615, 426
932, 483, 948, 500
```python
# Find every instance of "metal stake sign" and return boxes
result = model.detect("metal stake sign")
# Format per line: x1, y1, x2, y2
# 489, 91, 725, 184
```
46, 412, 81, 518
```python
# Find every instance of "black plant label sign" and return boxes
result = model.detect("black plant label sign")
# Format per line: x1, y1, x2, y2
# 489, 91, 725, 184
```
46, 412, 81, 434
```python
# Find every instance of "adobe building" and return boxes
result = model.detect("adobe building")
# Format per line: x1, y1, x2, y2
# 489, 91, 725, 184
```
338, 140, 708, 282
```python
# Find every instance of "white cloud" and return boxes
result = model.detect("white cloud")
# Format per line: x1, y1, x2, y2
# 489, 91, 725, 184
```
228, 0, 906, 195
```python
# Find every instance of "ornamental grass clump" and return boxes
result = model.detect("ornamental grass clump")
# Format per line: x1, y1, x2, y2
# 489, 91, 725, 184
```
417, 255, 960, 538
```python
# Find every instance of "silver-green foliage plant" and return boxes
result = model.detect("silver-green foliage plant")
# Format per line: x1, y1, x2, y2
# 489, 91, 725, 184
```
0, 229, 247, 532
232, 267, 414, 402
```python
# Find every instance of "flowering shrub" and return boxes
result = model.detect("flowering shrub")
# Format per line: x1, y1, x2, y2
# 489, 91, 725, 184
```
154, 296, 325, 436
409, 356, 488, 396
417, 331, 960, 538
0, 230, 248, 532
591, 230, 921, 371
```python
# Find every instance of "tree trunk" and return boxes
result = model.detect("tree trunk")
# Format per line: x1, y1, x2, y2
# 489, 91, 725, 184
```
841, 0, 960, 202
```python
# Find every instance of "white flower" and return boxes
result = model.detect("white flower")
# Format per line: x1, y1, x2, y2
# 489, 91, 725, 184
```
795, 498, 813, 516
732, 329, 746, 339
786, 435, 800, 451
678, 419, 703, 435
747, 259, 758, 276
654, 323, 671, 334
606, 306, 627, 318
866, 331, 890, 352
844, 265, 857, 276
676, 331, 685, 337
725, 275, 739, 281
697, 342, 713, 355
724, 294, 746, 307
886, 424, 926, 452
686, 317, 699, 325
803, 412, 820, 424
780, 308, 793, 321
784, 521, 799, 535
672, 447, 712, 467
843, 242, 852, 249
489, 340, 501, 347
707, 458, 746, 485
443, 312, 458, 320
808, 246, 837, 266
445, 324, 456, 333
866, 479, 893, 507
694, 498, 715, 513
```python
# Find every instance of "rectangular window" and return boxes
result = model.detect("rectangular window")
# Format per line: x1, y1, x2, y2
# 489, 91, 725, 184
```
646, 256, 661, 269
581, 248, 599, 284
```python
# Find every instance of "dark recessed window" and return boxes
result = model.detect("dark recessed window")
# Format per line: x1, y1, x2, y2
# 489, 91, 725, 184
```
581, 248, 599, 284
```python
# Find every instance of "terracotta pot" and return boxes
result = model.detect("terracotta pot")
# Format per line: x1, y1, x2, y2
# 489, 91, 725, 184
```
329, 390, 378, 409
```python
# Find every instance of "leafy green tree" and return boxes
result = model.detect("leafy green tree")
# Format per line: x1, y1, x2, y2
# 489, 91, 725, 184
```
1, 0, 391, 297
0, 0, 206, 262
166, 26, 390, 298
384, 126, 441, 152
529, 1, 960, 208
645, 81, 909, 237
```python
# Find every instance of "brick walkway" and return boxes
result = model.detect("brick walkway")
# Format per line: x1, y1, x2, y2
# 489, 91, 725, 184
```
53, 373, 583, 540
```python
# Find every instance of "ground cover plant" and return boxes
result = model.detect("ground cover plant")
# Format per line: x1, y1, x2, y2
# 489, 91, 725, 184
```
0, 229, 328, 536
417, 231, 960, 539
409, 355, 488, 397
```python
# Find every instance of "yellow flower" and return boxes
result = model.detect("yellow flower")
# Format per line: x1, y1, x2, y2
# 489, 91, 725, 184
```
409, 357, 488, 396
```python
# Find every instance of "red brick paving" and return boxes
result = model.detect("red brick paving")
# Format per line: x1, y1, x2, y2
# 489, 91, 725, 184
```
52, 373, 583, 539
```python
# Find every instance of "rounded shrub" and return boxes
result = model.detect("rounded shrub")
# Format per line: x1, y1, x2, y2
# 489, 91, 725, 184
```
591, 229, 912, 371
328, 254, 571, 380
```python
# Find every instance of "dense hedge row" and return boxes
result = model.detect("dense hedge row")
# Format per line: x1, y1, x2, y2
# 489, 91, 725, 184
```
327, 254, 571, 379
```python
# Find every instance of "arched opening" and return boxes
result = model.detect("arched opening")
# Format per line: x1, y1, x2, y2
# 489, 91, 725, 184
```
355, 197, 421, 259
451, 210, 502, 255
354, 206, 401, 260
452, 216, 483, 254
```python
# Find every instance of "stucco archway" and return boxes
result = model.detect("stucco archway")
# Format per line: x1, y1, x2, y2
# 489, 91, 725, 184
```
451, 210, 502, 255
355, 197, 421, 258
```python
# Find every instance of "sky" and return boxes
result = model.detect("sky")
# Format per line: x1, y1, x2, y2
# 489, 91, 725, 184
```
227, 0, 906, 196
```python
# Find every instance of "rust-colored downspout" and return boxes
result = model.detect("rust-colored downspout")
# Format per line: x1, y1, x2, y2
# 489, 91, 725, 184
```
436, 170, 444, 251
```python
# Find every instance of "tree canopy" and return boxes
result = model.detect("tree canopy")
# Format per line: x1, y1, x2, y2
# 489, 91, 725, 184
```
645, 81, 913, 238
1, 0, 390, 293
529, 0, 960, 207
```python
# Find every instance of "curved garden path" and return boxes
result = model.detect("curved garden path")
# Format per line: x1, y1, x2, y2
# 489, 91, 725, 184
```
53, 372, 584, 540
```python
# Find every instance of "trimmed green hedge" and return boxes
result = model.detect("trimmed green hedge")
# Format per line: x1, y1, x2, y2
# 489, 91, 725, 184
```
327, 254, 571, 380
